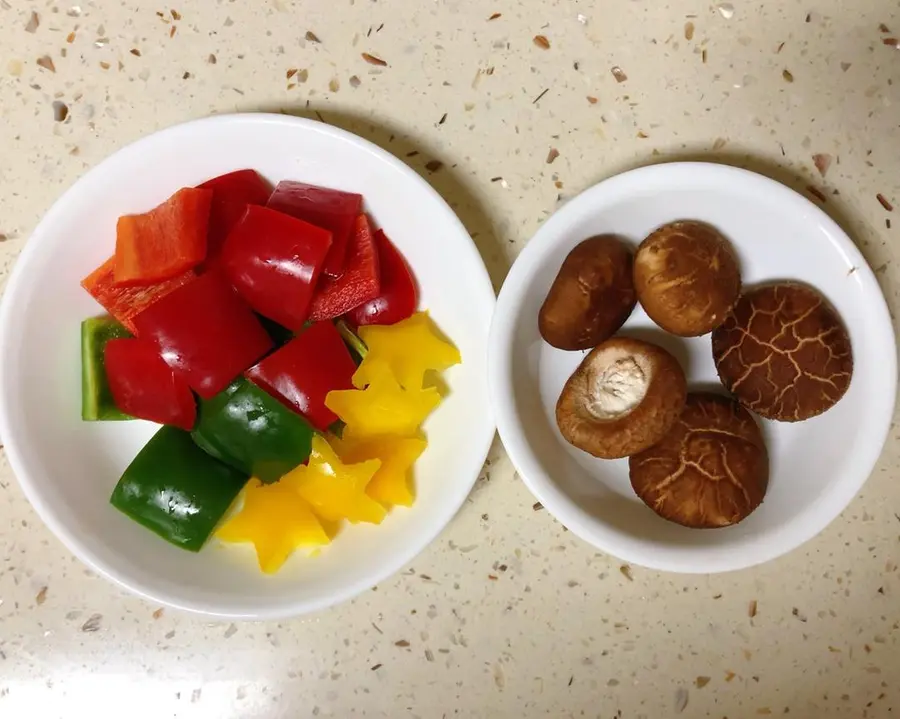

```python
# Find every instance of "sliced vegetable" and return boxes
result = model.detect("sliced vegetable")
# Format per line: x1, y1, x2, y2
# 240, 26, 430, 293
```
257, 314, 295, 347
81, 317, 133, 421
347, 230, 418, 326
284, 436, 386, 524
267, 180, 362, 278
81, 256, 194, 334
217, 478, 330, 574
104, 338, 196, 431
353, 311, 461, 390
245, 321, 357, 432
308, 214, 380, 321
331, 434, 426, 507
326, 373, 440, 438
132, 271, 273, 399
192, 377, 315, 484
110, 426, 248, 551
114, 187, 213, 285
222, 205, 332, 331
198, 169, 272, 269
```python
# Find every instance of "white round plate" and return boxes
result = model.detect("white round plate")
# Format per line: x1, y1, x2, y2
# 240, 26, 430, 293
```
489, 162, 896, 574
0, 113, 495, 618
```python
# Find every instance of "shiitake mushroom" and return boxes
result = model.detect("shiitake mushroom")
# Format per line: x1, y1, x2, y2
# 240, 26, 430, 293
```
556, 337, 686, 459
634, 221, 740, 337
539, 235, 636, 351
712, 282, 853, 421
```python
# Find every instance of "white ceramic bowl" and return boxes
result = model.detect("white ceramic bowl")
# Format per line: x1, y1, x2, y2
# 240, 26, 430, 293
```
0, 114, 495, 618
489, 162, 896, 573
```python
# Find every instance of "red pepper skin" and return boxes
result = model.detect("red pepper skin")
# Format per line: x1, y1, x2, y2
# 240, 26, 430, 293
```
132, 270, 273, 399
114, 188, 213, 286
104, 338, 197, 430
346, 230, 418, 326
222, 205, 333, 331
267, 181, 362, 278
308, 214, 380, 321
198, 170, 272, 269
81, 256, 194, 334
246, 321, 357, 431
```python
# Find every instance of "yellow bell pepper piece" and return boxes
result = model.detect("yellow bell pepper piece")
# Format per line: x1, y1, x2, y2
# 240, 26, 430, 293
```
217, 478, 330, 574
326, 373, 440, 438
332, 434, 427, 507
285, 436, 387, 524
353, 311, 461, 390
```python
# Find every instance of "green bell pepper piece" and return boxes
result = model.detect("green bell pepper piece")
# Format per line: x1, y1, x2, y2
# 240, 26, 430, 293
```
81, 316, 133, 421
110, 426, 248, 551
192, 377, 315, 484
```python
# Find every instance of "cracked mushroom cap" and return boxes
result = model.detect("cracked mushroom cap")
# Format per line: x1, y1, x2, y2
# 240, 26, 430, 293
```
634, 221, 741, 337
711, 282, 853, 421
556, 337, 687, 459
629, 392, 769, 529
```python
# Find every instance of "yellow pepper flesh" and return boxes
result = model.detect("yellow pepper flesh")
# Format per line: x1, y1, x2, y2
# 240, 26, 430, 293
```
216, 478, 330, 574
332, 434, 427, 507
285, 436, 387, 524
326, 373, 440, 438
353, 311, 461, 390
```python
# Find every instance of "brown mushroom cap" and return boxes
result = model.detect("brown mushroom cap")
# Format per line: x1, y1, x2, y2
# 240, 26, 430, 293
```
711, 282, 853, 422
556, 337, 687, 459
629, 392, 769, 529
539, 235, 637, 351
634, 221, 741, 337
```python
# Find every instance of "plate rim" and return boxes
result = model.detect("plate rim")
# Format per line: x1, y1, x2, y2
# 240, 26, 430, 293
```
0, 112, 497, 618
488, 160, 898, 574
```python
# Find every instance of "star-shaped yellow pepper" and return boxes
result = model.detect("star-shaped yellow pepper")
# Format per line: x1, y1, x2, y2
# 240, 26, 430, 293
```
216, 478, 330, 574
284, 436, 387, 524
326, 373, 440, 438
353, 311, 461, 390
331, 434, 427, 507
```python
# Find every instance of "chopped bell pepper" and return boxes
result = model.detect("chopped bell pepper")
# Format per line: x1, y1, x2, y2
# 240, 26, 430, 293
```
347, 230, 418, 327
104, 338, 197, 431
308, 214, 380, 321
110, 426, 248, 552
81, 256, 194, 334
198, 169, 272, 269
326, 373, 440, 438
192, 377, 315, 484
81, 316, 133, 421
331, 434, 427, 507
222, 205, 332, 331
352, 311, 461, 390
216, 478, 330, 574
114, 187, 213, 285
283, 436, 386, 524
245, 321, 357, 431
267, 180, 362, 278
132, 271, 273, 399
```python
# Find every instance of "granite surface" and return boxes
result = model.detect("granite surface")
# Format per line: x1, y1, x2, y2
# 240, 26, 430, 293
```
0, 0, 898, 716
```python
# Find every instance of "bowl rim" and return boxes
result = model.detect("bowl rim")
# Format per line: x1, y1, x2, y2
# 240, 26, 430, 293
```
488, 161, 898, 574
0, 112, 497, 618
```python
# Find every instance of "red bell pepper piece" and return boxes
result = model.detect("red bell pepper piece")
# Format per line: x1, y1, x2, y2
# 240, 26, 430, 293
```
104, 338, 197, 430
267, 181, 362, 278
246, 321, 357, 431
222, 205, 332, 331
198, 169, 272, 269
132, 270, 273, 399
81, 256, 195, 334
308, 214, 380, 321
114, 187, 213, 285
346, 230, 418, 326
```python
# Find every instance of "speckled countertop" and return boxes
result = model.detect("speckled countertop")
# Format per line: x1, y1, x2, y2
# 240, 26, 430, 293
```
1, 1, 899, 717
